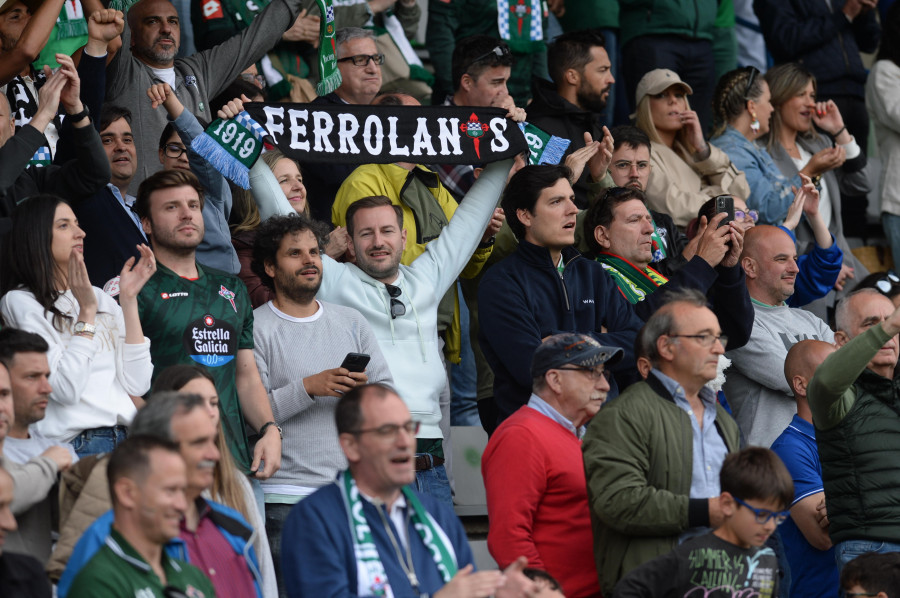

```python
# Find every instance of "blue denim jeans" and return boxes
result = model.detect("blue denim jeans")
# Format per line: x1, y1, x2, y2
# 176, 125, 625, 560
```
413, 460, 453, 507
835, 539, 900, 570
70, 425, 128, 458
265, 501, 296, 598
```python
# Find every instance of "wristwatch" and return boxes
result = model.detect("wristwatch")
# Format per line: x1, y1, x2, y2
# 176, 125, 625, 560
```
66, 105, 90, 124
259, 421, 283, 440
74, 321, 96, 335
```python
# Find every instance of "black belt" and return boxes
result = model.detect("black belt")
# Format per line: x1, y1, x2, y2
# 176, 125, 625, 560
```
414, 454, 445, 471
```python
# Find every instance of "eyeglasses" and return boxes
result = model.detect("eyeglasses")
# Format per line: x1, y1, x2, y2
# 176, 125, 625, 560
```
743, 66, 760, 100
875, 272, 900, 294
351, 420, 420, 440
239, 72, 267, 88
337, 53, 385, 67
556, 365, 611, 382
734, 209, 759, 223
385, 284, 406, 319
163, 143, 187, 158
667, 333, 728, 349
732, 496, 790, 525
464, 45, 511, 72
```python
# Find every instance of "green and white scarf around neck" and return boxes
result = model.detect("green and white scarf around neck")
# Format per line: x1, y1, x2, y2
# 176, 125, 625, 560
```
338, 469, 458, 597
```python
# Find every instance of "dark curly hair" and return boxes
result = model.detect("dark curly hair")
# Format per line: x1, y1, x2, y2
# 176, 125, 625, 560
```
502, 165, 572, 241
251, 214, 331, 291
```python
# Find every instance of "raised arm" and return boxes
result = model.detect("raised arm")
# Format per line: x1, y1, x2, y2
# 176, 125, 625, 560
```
0, 0, 66, 85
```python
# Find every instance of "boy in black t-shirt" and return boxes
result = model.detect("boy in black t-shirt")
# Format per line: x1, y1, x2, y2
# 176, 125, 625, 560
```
840, 552, 900, 598
614, 448, 793, 598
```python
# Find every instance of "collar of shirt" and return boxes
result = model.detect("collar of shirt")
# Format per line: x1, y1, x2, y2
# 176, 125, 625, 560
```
650, 369, 717, 408
527, 393, 583, 438
108, 183, 146, 235
359, 489, 410, 551
787, 414, 816, 440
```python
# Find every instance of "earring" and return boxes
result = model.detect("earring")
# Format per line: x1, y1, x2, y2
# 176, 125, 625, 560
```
749, 111, 760, 135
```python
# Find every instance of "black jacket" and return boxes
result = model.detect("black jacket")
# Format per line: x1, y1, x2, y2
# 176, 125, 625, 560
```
754, 0, 880, 99
527, 78, 604, 209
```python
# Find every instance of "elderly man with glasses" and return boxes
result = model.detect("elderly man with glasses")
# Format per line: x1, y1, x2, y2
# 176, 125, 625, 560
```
280, 383, 540, 598
482, 333, 622, 598
303, 27, 386, 222
583, 288, 741, 595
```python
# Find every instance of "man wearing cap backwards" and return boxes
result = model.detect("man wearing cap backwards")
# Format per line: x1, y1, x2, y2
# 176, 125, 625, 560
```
582, 288, 741, 595
482, 333, 622, 598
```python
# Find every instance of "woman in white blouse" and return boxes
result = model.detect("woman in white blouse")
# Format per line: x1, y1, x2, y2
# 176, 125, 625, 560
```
0, 194, 156, 456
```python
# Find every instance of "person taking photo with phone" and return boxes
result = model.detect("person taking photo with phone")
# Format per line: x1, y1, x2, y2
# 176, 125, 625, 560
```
249, 213, 392, 596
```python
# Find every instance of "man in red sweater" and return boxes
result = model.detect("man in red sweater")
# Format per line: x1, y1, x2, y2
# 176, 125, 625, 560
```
482, 332, 622, 598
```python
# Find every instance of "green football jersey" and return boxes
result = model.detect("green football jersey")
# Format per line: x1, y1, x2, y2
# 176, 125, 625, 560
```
138, 262, 254, 473
68, 530, 217, 598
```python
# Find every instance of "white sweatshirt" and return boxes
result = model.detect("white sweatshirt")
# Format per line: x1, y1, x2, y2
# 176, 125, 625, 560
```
0, 288, 152, 442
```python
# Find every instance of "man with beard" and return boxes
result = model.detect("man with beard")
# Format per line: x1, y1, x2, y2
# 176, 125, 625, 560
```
311, 158, 512, 504
132, 169, 282, 501
249, 213, 392, 592
105, 0, 306, 190
527, 29, 615, 207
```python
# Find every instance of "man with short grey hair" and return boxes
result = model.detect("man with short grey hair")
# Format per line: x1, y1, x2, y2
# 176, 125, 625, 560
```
304, 26, 384, 221
58, 392, 271, 598
582, 288, 740, 594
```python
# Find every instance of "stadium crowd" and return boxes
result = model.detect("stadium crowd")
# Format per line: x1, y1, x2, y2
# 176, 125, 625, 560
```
1, 0, 900, 595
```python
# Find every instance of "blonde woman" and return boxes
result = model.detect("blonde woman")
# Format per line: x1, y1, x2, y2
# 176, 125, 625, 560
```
633, 68, 750, 228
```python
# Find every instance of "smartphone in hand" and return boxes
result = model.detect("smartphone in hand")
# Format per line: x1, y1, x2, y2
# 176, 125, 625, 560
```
714, 195, 735, 227
340, 353, 370, 373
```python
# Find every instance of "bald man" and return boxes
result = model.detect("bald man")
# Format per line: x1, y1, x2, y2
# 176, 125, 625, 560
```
723, 225, 834, 447
808, 289, 900, 568
771, 340, 839, 598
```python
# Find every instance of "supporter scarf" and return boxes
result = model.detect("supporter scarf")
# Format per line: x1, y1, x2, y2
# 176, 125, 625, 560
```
5, 71, 53, 167
597, 253, 668, 304
314, 0, 342, 95
244, 103, 527, 164
650, 217, 669, 262
519, 121, 570, 165
191, 111, 268, 188
56, 1, 88, 40
338, 470, 457, 598
497, 0, 544, 53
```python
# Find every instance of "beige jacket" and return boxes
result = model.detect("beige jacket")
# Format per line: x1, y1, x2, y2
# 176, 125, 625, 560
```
46, 455, 109, 581
646, 140, 751, 228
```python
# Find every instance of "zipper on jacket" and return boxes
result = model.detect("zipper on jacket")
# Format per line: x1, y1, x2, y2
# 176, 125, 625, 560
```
557, 260, 571, 311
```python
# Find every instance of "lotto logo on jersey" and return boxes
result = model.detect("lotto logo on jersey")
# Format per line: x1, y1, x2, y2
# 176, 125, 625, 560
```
202, 0, 224, 20
160, 291, 189, 300
183, 315, 237, 367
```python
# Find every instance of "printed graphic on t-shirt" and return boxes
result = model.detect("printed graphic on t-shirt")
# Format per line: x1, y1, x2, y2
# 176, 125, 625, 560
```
684, 546, 777, 598
183, 315, 237, 367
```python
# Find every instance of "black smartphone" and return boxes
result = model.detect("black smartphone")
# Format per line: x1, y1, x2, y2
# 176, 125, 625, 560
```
714, 195, 735, 227
340, 353, 371, 373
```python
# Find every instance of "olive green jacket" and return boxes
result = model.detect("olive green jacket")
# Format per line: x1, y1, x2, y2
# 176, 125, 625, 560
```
582, 374, 740, 595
